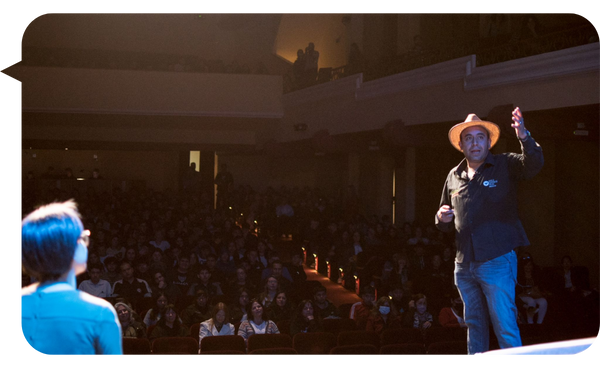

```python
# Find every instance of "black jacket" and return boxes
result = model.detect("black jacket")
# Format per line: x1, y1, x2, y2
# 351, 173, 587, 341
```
436, 136, 544, 262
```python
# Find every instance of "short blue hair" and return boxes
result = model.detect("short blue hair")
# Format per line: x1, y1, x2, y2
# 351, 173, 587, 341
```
22, 200, 84, 282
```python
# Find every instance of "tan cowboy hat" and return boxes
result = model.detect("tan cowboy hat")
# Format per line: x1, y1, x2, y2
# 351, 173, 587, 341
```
448, 114, 500, 151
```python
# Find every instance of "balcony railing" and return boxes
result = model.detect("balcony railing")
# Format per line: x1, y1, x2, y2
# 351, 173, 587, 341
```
285, 23, 598, 92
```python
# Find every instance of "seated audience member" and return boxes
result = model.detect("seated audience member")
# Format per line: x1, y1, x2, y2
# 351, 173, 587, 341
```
187, 265, 224, 300
349, 285, 376, 329
289, 299, 324, 337
312, 284, 340, 319
78, 262, 112, 298
267, 291, 295, 323
226, 267, 257, 296
517, 257, 548, 324
261, 259, 293, 292
169, 253, 195, 296
150, 270, 183, 310
257, 276, 280, 308
149, 229, 170, 252
115, 302, 147, 339
366, 296, 402, 335
134, 256, 153, 283
245, 248, 265, 286
438, 289, 467, 328
237, 299, 280, 347
143, 291, 169, 328
284, 251, 307, 286
229, 287, 251, 324
101, 256, 121, 286
112, 260, 152, 300
388, 282, 409, 317
402, 293, 434, 331
215, 248, 237, 279
198, 302, 235, 353
148, 304, 189, 341
180, 289, 212, 327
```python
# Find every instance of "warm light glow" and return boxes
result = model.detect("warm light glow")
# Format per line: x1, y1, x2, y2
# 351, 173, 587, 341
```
274, 14, 349, 68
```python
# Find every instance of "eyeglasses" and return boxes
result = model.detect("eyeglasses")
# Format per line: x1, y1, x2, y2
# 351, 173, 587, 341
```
78, 230, 91, 247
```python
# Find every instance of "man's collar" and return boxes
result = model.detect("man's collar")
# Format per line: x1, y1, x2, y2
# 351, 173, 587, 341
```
454, 152, 496, 177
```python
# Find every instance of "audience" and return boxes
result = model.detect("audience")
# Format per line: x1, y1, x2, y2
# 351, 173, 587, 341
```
143, 291, 169, 328
237, 299, 280, 347
198, 302, 235, 353
21, 179, 598, 353
402, 293, 434, 332
148, 304, 189, 341
438, 289, 467, 328
349, 285, 376, 330
267, 291, 295, 323
78, 262, 112, 298
115, 302, 147, 339
289, 299, 324, 337
180, 289, 211, 327
312, 284, 340, 319
111, 260, 152, 303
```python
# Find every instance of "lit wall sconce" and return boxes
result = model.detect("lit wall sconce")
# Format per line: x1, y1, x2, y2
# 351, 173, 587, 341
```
313, 253, 318, 271
338, 268, 344, 285
327, 261, 331, 279
354, 275, 360, 295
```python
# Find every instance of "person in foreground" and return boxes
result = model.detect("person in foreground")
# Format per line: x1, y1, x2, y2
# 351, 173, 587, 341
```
435, 107, 544, 354
22, 200, 122, 354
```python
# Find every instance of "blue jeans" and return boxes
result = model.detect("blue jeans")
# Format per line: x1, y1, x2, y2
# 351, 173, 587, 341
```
455, 250, 522, 354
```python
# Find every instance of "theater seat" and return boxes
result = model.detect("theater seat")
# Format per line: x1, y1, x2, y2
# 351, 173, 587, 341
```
427, 340, 468, 355
247, 333, 292, 352
337, 330, 380, 348
151, 337, 199, 354
293, 332, 337, 354
201, 350, 246, 354
330, 344, 378, 354
122, 338, 151, 354
379, 343, 426, 355
250, 347, 298, 354
200, 335, 246, 354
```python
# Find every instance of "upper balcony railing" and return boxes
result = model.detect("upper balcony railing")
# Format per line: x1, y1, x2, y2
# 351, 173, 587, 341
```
285, 22, 598, 93
17, 22, 598, 95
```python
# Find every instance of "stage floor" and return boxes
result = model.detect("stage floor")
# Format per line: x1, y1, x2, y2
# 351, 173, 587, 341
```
475, 336, 599, 358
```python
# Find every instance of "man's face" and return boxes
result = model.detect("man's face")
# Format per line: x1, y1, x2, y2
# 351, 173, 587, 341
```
120, 263, 134, 280
271, 263, 283, 277
89, 267, 102, 283
178, 257, 190, 271
199, 269, 211, 283
362, 293, 375, 306
314, 290, 327, 304
459, 126, 491, 164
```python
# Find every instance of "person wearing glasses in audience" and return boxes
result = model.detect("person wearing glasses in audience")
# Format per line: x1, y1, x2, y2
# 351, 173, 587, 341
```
22, 200, 122, 354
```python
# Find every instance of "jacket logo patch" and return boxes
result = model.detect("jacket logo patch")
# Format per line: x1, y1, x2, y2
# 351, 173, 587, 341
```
483, 179, 498, 188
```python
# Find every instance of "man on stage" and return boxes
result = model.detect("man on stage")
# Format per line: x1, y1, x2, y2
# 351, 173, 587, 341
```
435, 107, 544, 354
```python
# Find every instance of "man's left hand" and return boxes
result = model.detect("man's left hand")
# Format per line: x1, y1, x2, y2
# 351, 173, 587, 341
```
511, 107, 528, 140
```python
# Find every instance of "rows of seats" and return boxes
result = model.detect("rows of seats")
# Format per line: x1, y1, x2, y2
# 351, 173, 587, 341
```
124, 335, 468, 355
123, 322, 470, 354
123, 317, 598, 354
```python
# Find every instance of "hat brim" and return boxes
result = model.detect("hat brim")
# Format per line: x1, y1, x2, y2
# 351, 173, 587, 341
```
448, 120, 500, 151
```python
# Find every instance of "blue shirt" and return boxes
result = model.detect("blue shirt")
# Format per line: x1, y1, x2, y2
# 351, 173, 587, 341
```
435, 136, 544, 262
22, 282, 122, 354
